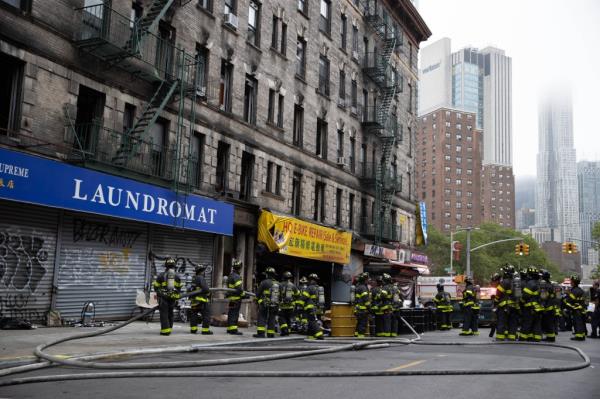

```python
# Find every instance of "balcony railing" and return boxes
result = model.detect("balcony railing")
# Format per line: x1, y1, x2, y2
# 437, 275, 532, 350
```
68, 122, 177, 181
73, 4, 196, 86
359, 216, 401, 241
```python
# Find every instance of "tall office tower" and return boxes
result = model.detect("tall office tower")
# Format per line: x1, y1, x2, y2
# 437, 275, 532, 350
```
577, 161, 600, 264
535, 90, 580, 244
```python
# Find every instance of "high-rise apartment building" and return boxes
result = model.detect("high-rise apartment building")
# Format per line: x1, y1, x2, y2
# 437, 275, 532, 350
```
577, 161, 600, 264
417, 108, 483, 232
535, 90, 580, 244
419, 38, 515, 229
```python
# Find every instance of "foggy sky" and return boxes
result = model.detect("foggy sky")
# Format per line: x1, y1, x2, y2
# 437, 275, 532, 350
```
417, 0, 600, 176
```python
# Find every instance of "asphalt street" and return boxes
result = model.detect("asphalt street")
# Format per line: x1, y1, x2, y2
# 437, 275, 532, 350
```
1, 328, 598, 399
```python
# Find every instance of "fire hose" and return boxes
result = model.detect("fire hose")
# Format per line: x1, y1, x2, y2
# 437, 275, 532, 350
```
0, 289, 591, 387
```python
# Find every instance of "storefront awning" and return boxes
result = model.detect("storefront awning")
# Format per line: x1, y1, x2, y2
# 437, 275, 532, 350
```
390, 261, 430, 275
257, 210, 352, 264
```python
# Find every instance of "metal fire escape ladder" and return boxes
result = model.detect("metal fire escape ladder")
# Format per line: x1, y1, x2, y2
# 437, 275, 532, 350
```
360, 0, 402, 243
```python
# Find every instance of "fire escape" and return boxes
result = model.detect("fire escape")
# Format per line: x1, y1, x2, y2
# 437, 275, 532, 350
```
359, 0, 403, 243
69, 0, 198, 195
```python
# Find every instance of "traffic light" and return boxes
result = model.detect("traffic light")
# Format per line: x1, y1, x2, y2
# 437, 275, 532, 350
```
523, 244, 530, 256
515, 243, 524, 256
562, 242, 578, 254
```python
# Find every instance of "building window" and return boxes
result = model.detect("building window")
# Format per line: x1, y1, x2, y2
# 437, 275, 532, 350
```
296, 37, 306, 78
267, 89, 276, 124
0, 53, 24, 136
361, 142, 367, 176
215, 141, 230, 192
243, 75, 258, 125
338, 70, 346, 104
314, 181, 326, 222
265, 161, 274, 193
319, 0, 331, 35
348, 193, 355, 229
340, 13, 347, 51
292, 172, 302, 215
219, 59, 233, 112
247, 1, 260, 46
352, 25, 359, 57
271, 16, 287, 55
349, 136, 356, 173
297, 0, 307, 14
318, 55, 330, 96
336, 188, 343, 226
456, 168, 462, 175
293, 104, 304, 147
239, 152, 254, 201
190, 132, 205, 188
195, 45, 209, 97
198, 0, 213, 13
337, 129, 344, 159
277, 93, 284, 128
456, 202, 462, 209
316, 118, 328, 159
148, 119, 168, 177
351, 79, 358, 110
224, 0, 236, 15
456, 179, 462, 185
407, 81, 413, 113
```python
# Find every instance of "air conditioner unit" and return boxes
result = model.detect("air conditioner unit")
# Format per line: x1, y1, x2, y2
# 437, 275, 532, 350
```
195, 85, 207, 98
224, 12, 239, 29
337, 157, 346, 166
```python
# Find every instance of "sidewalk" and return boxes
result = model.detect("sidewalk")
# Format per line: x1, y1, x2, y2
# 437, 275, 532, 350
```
0, 321, 259, 367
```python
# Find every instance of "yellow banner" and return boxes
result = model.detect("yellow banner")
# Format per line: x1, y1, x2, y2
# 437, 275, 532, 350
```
257, 210, 352, 264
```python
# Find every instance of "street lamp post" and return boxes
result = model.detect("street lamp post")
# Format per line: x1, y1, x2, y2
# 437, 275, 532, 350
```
452, 227, 478, 278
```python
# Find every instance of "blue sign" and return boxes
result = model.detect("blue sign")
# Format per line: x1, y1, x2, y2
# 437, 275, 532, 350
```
0, 148, 234, 235
419, 201, 428, 245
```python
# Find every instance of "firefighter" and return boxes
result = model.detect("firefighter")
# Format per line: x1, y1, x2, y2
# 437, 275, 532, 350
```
389, 280, 403, 336
226, 259, 244, 335
153, 258, 182, 336
189, 264, 213, 335
303, 273, 324, 340
459, 277, 476, 336
495, 266, 514, 341
353, 272, 371, 338
565, 274, 587, 341
539, 269, 557, 342
520, 266, 542, 342
254, 267, 279, 338
434, 283, 452, 331
381, 273, 394, 337
295, 276, 309, 334
370, 275, 385, 337
278, 271, 298, 336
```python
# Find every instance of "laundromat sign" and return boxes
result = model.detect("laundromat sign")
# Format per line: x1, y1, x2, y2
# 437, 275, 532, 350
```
258, 210, 352, 264
0, 148, 233, 235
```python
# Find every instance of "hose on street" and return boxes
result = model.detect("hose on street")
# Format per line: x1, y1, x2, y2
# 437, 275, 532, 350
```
0, 299, 592, 387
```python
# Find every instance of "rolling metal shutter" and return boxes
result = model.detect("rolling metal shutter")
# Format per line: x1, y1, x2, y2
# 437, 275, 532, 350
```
0, 200, 59, 323
55, 212, 148, 320
150, 226, 215, 287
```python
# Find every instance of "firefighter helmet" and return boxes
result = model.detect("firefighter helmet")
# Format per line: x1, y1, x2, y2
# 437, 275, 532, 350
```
195, 264, 207, 274
308, 273, 319, 282
491, 273, 501, 283
232, 259, 243, 270
570, 274, 580, 284
357, 272, 369, 283
382, 273, 392, 284
436, 283, 444, 291
464, 276, 473, 285
264, 267, 276, 277
527, 266, 539, 278
165, 258, 176, 268
541, 269, 551, 281
299, 276, 308, 284
282, 271, 293, 280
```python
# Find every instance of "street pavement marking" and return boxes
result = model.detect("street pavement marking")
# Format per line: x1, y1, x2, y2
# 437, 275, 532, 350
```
386, 359, 426, 371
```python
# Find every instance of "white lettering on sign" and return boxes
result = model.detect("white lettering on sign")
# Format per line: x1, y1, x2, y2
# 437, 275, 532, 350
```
0, 162, 30, 178
71, 179, 219, 225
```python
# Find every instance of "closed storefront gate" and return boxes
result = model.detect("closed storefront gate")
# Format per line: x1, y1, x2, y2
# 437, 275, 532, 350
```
0, 201, 59, 323
150, 227, 215, 287
55, 213, 148, 320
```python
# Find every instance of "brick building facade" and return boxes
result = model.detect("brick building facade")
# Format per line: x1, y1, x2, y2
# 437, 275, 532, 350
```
0, 0, 430, 322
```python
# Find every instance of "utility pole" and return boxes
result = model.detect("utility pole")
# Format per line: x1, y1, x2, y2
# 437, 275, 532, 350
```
466, 228, 472, 278
450, 230, 454, 275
